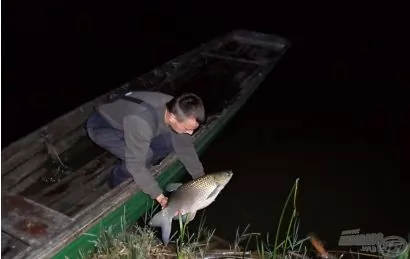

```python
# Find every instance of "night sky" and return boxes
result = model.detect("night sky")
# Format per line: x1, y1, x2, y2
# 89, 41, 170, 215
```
2, 0, 409, 250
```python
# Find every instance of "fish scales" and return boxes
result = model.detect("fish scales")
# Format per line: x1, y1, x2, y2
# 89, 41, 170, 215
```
169, 176, 218, 214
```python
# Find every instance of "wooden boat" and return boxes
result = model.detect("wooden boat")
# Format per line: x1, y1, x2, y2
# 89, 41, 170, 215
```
1, 29, 290, 259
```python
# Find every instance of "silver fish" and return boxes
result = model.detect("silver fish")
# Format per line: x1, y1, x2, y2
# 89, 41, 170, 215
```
149, 170, 233, 245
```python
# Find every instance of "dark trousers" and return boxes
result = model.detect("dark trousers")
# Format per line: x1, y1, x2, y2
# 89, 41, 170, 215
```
85, 111, 173, 188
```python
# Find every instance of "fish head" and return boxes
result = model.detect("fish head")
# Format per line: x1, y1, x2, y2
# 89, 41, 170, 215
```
210, 170, 233, 186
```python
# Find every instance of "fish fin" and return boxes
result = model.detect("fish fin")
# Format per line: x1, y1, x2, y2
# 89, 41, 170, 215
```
186, 211, 196, 222
165, 183, 183, 192
149, 209, 173, 245
173, 213, 186, 221
173, 211, 196, 223
206, 184, 224, 200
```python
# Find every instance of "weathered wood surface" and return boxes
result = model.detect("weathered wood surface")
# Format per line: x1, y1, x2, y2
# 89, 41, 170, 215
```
44, 157, 116, 216
1, 30, 291, 259
62, 176, 112, 217
1, 195, 73, 247
4, 135, 105, 195
1, 110, 93, 174
25, 152, 115, 205
202, 36, 285, 65
1, 232, 29, 259
1, 129, 90, 197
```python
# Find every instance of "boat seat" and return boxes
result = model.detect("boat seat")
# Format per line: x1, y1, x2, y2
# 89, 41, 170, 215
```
1, 194, 74, 248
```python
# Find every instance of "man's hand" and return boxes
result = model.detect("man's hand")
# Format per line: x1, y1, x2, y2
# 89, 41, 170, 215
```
155, 194, 168, 209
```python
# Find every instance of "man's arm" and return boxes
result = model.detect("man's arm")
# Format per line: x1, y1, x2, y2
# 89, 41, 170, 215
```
172, 133, 205, 179
123, 115, 163, 200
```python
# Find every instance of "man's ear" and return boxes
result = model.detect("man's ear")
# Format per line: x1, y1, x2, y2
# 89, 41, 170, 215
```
169, 113, 177, 123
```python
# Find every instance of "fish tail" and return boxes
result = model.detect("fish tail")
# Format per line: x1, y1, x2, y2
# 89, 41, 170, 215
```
161, 218, 172, 245
149, 209, 165, 227
149, 209, 173, 245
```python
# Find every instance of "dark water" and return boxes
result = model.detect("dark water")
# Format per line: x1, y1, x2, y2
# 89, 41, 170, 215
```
194, 72, 409, 249
3, 0, 409, 251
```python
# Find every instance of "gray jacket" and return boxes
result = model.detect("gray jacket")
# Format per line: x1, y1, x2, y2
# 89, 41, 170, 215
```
96, 91, 204, 199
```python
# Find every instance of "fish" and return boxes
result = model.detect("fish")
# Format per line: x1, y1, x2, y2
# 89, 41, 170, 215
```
148, 170, 234, 245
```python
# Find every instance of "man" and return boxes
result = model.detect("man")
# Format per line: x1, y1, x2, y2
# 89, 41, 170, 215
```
85, 90, 206, 209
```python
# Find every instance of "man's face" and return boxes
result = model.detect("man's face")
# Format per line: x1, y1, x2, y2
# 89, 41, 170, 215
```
169, 114, 199, 135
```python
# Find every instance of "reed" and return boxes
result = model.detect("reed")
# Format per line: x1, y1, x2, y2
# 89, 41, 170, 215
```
255, 178, 310, 259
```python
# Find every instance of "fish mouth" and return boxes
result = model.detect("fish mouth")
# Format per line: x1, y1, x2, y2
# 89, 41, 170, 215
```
217, 170, 233, 177
210, 170, 234, 183
223, 170, 234, 179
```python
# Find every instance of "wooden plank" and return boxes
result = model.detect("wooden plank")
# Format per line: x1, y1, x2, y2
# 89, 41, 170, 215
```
160, 57, 260, 118
6, 135, 102, 198
203, 42, 281, 64
51, 170, 113, 217
44, 126, 88, 164
27, 152, 115, 207
1, 232, 30, 259
7, 168, 48, 195
203, 34, 287, 64
63, 181, 111, 217
37, 105, 93, 145
1, 125, 87, 176
2, 152, 50, 189
46, 157, 115, 215
56, 135, 105, 171
2, 128, 87, 190
1, 140, 45, 176
1, 96, 100, 175
1, 195, 73, 247
201, 52, 269, 65
232, 30, 289, 48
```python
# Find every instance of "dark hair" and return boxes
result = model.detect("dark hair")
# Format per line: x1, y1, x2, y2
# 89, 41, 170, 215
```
166, 93, 206, 124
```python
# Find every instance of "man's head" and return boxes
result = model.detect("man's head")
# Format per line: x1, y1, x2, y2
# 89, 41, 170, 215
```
165, 93, 205, 135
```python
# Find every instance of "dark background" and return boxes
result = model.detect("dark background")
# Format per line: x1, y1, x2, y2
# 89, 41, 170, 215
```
2, 0, 409, 250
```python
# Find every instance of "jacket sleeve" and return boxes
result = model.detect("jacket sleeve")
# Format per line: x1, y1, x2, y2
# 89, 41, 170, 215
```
123, 115, 163, 199
172, 133, 205, 179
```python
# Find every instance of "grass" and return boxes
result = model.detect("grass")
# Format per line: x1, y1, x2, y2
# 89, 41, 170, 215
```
77, 178, 409, 259
77, 208, 160, 259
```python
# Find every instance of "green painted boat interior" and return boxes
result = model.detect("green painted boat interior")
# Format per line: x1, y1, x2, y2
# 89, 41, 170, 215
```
1, 29, 290, 259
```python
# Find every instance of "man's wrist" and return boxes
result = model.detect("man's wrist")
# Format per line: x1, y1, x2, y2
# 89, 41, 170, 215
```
155, 193, 165, 201
147, 184, 163, 200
